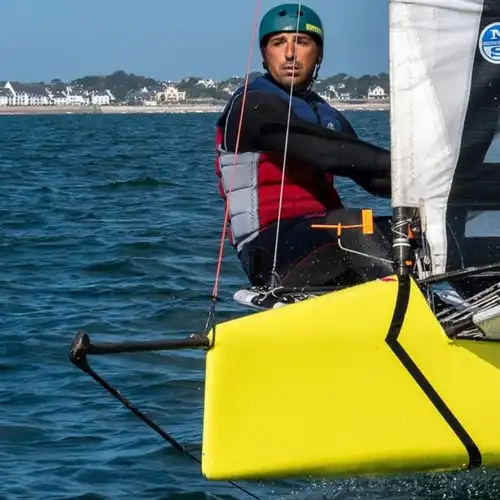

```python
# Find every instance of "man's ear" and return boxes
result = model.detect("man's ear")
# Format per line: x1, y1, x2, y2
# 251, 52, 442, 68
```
317, 47, 323, 65
261, 47, 268, 70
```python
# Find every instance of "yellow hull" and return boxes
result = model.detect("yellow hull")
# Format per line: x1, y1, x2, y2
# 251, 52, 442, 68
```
200, 276, 500, 480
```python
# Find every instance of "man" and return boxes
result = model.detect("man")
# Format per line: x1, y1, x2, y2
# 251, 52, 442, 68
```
215, 3, 393, 288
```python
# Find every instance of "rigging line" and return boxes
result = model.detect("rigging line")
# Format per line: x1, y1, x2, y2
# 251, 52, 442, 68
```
337, 237, 394, 264
70, 336, 264, 500
211, 0, 261, 302
270, 1, 303, 285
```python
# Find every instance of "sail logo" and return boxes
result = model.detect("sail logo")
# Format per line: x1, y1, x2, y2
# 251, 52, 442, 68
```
479, 22, 500, 64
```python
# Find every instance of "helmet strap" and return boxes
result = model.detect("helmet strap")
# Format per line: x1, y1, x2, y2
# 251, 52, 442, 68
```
261, 46, 268, 71
306, 45, 322, 90
306, 60, 321, 92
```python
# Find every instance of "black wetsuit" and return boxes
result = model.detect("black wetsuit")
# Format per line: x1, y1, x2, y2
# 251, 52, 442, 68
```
219, 81, 394, 288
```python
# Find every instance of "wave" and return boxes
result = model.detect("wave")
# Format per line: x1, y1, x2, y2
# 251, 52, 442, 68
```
97, 176, 180, 190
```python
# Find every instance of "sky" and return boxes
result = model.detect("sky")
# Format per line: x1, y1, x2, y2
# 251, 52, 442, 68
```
1, 0, 388, 83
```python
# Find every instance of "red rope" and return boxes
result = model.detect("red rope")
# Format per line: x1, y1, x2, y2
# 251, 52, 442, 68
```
211, 0, 261, 300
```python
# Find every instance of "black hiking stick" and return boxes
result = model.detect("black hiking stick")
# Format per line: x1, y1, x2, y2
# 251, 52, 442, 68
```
69, 331, 263, 500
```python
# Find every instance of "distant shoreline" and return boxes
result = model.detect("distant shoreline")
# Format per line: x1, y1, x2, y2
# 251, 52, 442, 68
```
0, 100, 390, 116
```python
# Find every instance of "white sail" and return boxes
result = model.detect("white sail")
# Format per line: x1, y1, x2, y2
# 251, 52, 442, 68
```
389, 0, 500, 275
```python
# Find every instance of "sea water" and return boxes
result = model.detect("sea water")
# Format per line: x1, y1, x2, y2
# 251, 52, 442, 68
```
2, 112, 499, 499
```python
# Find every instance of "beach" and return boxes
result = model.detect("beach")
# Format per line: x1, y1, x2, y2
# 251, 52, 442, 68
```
0, 99, 390, 116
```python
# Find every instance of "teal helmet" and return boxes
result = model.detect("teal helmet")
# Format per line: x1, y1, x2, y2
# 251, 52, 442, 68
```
258, 3, 324, 47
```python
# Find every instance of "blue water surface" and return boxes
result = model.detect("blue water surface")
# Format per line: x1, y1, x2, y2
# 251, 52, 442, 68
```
1, 112, 499, 499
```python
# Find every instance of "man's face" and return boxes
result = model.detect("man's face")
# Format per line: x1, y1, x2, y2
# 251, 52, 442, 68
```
262, 32, 321, 90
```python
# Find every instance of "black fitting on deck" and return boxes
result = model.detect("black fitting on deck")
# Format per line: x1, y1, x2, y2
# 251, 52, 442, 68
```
392, 207, 413, 277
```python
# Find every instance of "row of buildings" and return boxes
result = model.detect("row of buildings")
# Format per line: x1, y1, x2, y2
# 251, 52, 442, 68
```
126, 84, 187, 106
0, 82, 116, 106
0, 79, 388, 107
183, 77, 389, 101
116, 81, 389, 105
129, 81, 389, 105
319, 83, 387, 101
0, 81, 188, 107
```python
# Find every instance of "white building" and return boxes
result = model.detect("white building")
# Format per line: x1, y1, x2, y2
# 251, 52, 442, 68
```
1, 82, 116, 106
5, 81, 51, 105
51, 91, 69, 106
66, 94, 89, 106
222, 84, 239, 96
0, 88, 13, 105
156, 85, 186, 103
196, 78, 216, 88
90, 90, 114, 106
367, 85, 387, 99
322, 84, 351, 101
64, 86, 89, 106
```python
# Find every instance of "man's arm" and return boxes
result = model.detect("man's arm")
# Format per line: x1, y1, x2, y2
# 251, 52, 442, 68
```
223, 90, 391, 179
348, 174, 391, 198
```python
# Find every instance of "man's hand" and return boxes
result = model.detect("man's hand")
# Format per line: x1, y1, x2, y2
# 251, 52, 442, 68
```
349, 173, 391, 198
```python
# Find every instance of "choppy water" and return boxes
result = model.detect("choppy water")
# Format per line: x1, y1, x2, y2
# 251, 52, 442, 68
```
1, 112, 499, 499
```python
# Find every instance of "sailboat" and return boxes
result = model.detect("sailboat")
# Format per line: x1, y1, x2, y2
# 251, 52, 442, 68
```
70, 0, 500, 485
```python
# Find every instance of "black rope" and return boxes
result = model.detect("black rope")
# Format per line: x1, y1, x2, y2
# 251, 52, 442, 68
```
204, 297, 218, 335
69, 332, 263, 500
418, 261, 500, 285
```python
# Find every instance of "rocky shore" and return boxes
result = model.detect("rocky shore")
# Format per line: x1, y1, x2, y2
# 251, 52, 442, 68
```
0, 100, 389, 116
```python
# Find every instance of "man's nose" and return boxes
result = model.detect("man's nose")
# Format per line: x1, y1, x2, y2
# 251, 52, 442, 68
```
284, 42, 297, 60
